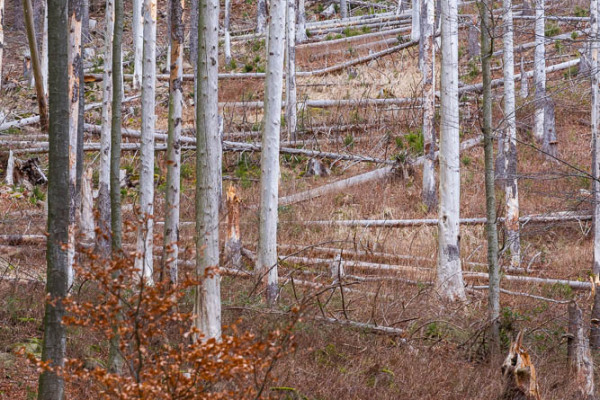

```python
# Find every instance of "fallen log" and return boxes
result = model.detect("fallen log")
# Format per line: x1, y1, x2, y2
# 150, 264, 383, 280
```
0, 234, 45, 245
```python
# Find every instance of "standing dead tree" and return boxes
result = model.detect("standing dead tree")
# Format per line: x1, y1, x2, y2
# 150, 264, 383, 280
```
501, 331, 542, 400
591, 0, 600, 350
568, 301, 596, 399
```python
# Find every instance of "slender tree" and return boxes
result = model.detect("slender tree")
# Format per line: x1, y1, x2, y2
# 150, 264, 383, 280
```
97, 0, 114, 257
479, 0, 500, 352
194, 0, 222, 339
340, 0, 348, 18
420, 0, 436, 210
533, 0, 546, 143
411, 0, 420, 42
23, 0, 48, 131
503, 0, 520, 270
437, 0, 465, 302
297, 0, 308, 43
286, 0, 297, 142
189, 0, 198, 67
0, 0, 5, 92
256, 0, 267, 34
257, 0, 286, 306
133, 0, 143, 89
162, 0, 184, 285
135, 0, 157, 284
37, 0, 69, 397
520, 56, 528, 98
223, 0, 231, 65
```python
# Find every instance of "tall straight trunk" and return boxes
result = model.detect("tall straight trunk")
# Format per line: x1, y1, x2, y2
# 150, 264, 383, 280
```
107, 0, 124, 374
256, 0, 267, 34
257, 0, 286, 307
569, 301, 597, 399
132, 0, 143, 89
67, 0, 82, 287
503, 0, 520, 270
420, 0, 436, 210
189, 0, 198, 67
76, 0, 86, 234
0, 0, 3, 92
97, 0, 114, 257
223, 0, 231, 65
162, 0, 184, 285
437, 0, 465, 302
396, 0, 404, 15
590, 0, 600, 349
479, 0, 500, 353
194, 0, 221, 339
41, 3, 48, 99
135, 0, 157, 284
37, 0, 69, 398
411, 0, 420, 41
533, 0, 545, 142
297, 0, 308, 43
23, 0, 48, 132
286, 0, 297, 142
340, 0, 348, 18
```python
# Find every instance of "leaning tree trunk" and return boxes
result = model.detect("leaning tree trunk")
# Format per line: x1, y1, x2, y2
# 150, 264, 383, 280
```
297, 0, 308, 43
437, 0, 465, 302
162, 0, 184, 285
533, 0, 546, 143
503, 0, 520, 271
479, 0, 500, 353
132, 0, 143, 89
286, 0, 297, 142
223, 0, 231, 65
194, 0, 221, 340
420, 0, 436, 211
256, 0, 267, 34
97, 0, 114, 258
23, 0, 48, 132
340, 0, 348, 19
257, 0, 286, 307
37, 0, 69, 398
590, 0, 600, 350
412, 0, 420, 42
135, 0, 157, 284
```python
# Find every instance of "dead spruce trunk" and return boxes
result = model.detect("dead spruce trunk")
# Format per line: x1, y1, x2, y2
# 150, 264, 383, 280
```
132, 0, 143, 89
533, 0, 546, 143
297, 0, 308, 43
286, 0, 297, 141
225, 185, 242, 269
223, 0, 231, 65
568, 301, 596, 400
257, 0, 286, 307
194, 0, 222, 340
256, 0, 267, 33
411, 0, 420, 42
0, 0, 4, 92
437, 0, 465, 302
501, 331, 542, 400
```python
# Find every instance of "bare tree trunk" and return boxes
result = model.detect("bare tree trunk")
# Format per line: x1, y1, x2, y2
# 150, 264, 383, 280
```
256, 0, 267, 34
479, 0, 500, 353
37, 0, 69, 397
286, 0, 297, 142
503, 0, 520, 271
340, 0, 348, 19
533, 0, 546, 143
132, 0, 143, 89
420, 0, 436, 210
519, 56, 528, 98
257, 0, 286, 307
543, 97, 557, 157
225, 185, 242, 269
80, 167, 95, 241
97, 0, 114, 257
396, 0, 404, 15
223, 0, 231, 65
590, 0, 600, 350
135, 0, 157, 284
41, 1, 48, 96
297, 0, 308, 43
194, 0, 221, 339
23, 0, 48, 132
0, 0, 3, 92
189, 0, 198, 67
569, 301, 597, 399
437, 0, 465, 302
411, 0, 420, 41
162, 0, 184, 285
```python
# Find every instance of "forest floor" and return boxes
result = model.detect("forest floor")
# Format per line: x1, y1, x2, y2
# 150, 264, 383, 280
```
0, 0, 598, 398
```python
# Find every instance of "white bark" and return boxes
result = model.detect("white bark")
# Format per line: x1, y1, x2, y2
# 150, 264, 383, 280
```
194, 0, 222, 339
411, 0, 420, 41
80, 167, 95, 241
135, 0, 157, 284
533, 0, 546, 142
421, 0, 436, 210
396, 0, 404, 15
257, 0, 286, 306
593, 0, 600, 279
224, 0, 231, 65
437, 0, 465, 302
41, 2, 48, 96
286, 0, 297, 141
503, 0, 520, 269
519, 55, 528, 98
5, 150, 13, 185
256, 0, 267, 34
340, 0, 348, 19
297, 0, 308, 43
132, 0, 144, 89
0, 0, 3, 92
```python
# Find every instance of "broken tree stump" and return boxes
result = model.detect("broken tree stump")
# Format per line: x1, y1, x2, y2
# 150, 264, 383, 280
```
224, 185, 242, 269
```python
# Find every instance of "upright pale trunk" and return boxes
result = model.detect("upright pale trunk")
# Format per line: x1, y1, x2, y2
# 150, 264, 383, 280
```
519, 56, 528, 98
194, 0, 221, 339
97, 0, 114, 257
111, 0, 123, 253
41, 2, 48, 96
0, 0, 3, 92
132, 0, 143, 89
38, 0, 69, 397
286, 0, 297, 142
396, 0, 404, 15
223, 0, 231, 65
411, 0, 420, 42
257, 0, 286, 306
533, 0, 546, 142
420, 0, 436, 210
162, 0, 184, 285
503, 0, 520, 269
297, 0, 308, 43
590, 0, 600, 349
67, 0, 82, 287
189, 0, 198, 67
225, 185, 242, 269
340, 0, 348, 19
80, 167, 95, 241
135, 0, 157, 284
256, 0, 267, 34
437, 0, 465, 302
